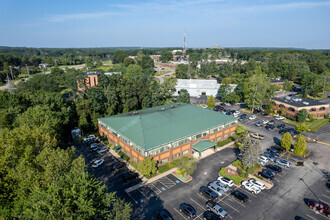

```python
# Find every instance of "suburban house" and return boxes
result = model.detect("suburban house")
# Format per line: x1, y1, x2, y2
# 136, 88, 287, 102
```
77, 71, 102, 91
174, 79, 237, 97
270, 78, 291, 87
98, 103, 237, 164
272, 96, 329, 119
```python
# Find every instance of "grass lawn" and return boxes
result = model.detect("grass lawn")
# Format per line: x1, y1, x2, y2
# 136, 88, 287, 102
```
240, 108, 253, 114
283, 118, 329, 132
103, 60, 112, 65
155, 70, 171, 76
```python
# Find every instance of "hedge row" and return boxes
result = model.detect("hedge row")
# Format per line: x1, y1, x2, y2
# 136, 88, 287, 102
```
118, 151, 130, 161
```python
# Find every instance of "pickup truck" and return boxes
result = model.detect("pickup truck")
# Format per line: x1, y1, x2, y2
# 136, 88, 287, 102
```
205, 200, 228, 218
241, 181, 261, 194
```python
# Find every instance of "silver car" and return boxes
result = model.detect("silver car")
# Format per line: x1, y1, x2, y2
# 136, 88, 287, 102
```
213, 180, 229, 192
275, 159, 291, 167
208, 182, 224, 196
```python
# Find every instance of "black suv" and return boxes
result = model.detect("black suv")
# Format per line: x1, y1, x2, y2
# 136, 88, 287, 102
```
266, 164, 282, 173
277, 124, 285, 129
258, 170, 275, 180
231, 190, 248, 202
122, 171, 139, 182
266, 124, 275, 131
157, 209, 174, 220
111, 162, 125, 171
179, 203, 196, 219
203, 211, 221, 220
199, 186, 218, 201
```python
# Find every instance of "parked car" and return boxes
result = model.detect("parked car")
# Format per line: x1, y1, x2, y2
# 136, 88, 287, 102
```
224, 103, 231, 106
241, 181, 261, 194
270, 145, 286, 153
267, 120, 275, 125
262, 168, 276, 176
265, 164, 282, 173
259, 155, 269, 163
250, 133, 265, 140
200, 186, 219, 201
111, 162, 125, 171
255, 121, 263, 127
84, 134, 96, 142
264, 151, 280, 158
277, 124, 285, 129
261, 120, 269, 125
157, 209, 174, 220
212, 180, 229, 192
179, 203, 196, 219
275, 159, 291, 167
248, 179, 266, 190
231, 190, 249, 202
122, 171, 139, 182
258, 171, 275, 180
275, 116, 285, 120
205, 200, 228, 218
249, 115, 256, 120
213, 105, 223, 112
259, 160, 267, 166
92, 159, 105, 168
266, 125, 275, 131
307, 199, 330, 217
217, 176, 234, 187
97, 147, 108, 153
207, 182, 224, 196
202, 211, 221, 220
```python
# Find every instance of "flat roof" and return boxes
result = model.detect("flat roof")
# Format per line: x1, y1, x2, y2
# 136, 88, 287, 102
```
193, 140, 216, 152
272, 96, 328, 108
98, 103, 236, 151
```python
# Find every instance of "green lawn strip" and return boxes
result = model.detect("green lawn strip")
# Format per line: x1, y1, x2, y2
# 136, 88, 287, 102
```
240, 108, 253, 114
283, 118, 328, 131
219, 168, 244, 185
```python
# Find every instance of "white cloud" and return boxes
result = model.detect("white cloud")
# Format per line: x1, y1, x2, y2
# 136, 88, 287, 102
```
48, 11, 113, 22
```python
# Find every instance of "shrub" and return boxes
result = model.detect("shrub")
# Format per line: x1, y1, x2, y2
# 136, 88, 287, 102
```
237, 168, 248, 178
247, 167, 255, 174
217, 139, 232, 147
118, 151, 130, 161
158, 164, 170, 173
129, 161, 138, 169
232, 159, 242, 167
255, 174, 264, 180
255, 164, 261, 169
273, 110, 277, 114
325, 114, 329, 119
286, 115, 296, 121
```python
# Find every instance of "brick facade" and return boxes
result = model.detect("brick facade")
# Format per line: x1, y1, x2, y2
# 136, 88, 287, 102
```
99, 123, 237, 164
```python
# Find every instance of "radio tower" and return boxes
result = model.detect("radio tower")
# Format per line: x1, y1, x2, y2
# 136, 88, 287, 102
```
183, 30, 186, 58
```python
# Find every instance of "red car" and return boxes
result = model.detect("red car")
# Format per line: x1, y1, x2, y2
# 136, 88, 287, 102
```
308, 199, 330, 217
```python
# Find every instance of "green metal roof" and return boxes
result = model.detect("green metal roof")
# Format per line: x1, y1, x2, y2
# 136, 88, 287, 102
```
98, 103, 236, 151
192, 140, 216, 152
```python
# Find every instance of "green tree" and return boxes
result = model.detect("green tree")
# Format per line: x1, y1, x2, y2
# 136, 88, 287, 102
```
224, 92, 240, 103
160, 51, 173, 63
293, 136, 306, 155
113, 50, 127, 64
206, 95, 215, 109
176, 157, 198, 176
280, 107, 286, 116
217, 84, 231, 101
244, 75, 269, 110
175, 64, 189, 79
221, 77, 231, 84
137, 158, 157, 176
239, 132, 261, 168
236, 124, 247, 135
178, 89, 190, 103
297, 109, 308, 122
123, 57, 135, 67
295, 123, 307, 134
281, 132, 292, 151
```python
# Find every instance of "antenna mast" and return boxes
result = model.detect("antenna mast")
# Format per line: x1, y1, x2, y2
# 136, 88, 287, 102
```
183, 30, 186, 58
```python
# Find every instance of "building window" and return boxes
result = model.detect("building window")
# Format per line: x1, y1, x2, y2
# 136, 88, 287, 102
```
310, 108, 316, 112
230, 132, 235, 135
216, 136, 222, 141
182, 150, 189, 155
160, 158, 169, 164
279, 104, 285, 108
172, 153, 180, 160
320, 107, 326, 111
133, 157, 138, 162
224, 134, 228, 138
288, 107, 295, 112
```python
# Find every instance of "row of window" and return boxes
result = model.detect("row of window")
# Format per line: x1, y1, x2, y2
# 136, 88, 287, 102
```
279, 105, 326, 112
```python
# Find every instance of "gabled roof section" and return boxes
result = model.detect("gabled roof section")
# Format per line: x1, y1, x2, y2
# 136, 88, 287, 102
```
98, 103, 236, 151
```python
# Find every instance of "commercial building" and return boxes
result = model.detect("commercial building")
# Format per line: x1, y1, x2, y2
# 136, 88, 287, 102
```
272, 96, 329, 119
174, 79, 236, 98
98, 103, 237, 164
77, 71, 102, 91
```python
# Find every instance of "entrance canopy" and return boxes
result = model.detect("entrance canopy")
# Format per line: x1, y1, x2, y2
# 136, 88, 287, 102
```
192, 140, 216, 152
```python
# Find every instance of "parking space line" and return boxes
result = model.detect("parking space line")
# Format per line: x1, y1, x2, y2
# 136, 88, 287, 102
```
325, 189, 330, 193
320, 199, 330, 205
137, 188, 149, 199
306, 214, 317, 220
126, 192, 138, 204
158, 176, 176, 189
190, 197, 206, 210
148, 183, 161, 194
240, 188, 258, 198
321, 194, 330, 200
173, 207, 187, 220
227, 196, 246, 207
221, 200, 240, 212
196, 193, 208, 201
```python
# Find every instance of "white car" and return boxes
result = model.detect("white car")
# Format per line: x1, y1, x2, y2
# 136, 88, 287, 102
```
241, 181, 261, 194
224, 103, 231, 106
259, 160, 266, 166
92, 159, 105, 168
275, 116, 285, 120
259, 155, 269, 163
202, 105, 208, 109
91, 143, 101, 150
261, 120, 269, 125
248, 179, 266, 190
213, 180, 229, 192
208, 182, 224, 196
217, 176, 234, 187
84, 134, 96, 141
249, 115, 256, 120
233, 113, 239, 118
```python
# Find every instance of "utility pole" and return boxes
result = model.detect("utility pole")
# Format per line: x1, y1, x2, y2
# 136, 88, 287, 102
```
183, 30, 186, 58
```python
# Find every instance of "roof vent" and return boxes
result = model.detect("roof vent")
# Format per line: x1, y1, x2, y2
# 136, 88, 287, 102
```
161, 108, 165, 111
303, 102, 309, 105
133, 111, 138, 115
171, 105, 175, 108
177, 102, 181, 105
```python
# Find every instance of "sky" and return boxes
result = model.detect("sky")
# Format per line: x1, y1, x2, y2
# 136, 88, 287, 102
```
1, 0, 330, 49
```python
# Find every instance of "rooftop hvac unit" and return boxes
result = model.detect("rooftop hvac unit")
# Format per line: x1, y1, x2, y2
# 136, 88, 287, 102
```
303, 102, 309, 105
161, 108, 165, 111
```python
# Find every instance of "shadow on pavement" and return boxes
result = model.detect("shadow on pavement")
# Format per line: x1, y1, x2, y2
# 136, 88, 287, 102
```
273, 137, 281, 145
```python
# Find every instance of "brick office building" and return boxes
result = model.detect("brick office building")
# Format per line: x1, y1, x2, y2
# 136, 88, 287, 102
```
272, 96, 329, 119
98, 103, 237, 164
77, 71, 102, 91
